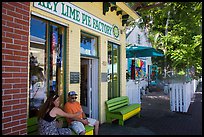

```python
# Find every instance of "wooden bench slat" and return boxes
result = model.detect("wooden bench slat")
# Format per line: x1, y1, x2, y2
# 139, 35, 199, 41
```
106, 96, 129, 111
107, 103, 128, 111
112, 104, 141, 114
27, 124, 38, 133
107, 101, 128, 109
106, 96, 129, 104
27, 117, 38, 126
107, 99, 128, 106
123, 107, 141, 120
27, 117, 38, 135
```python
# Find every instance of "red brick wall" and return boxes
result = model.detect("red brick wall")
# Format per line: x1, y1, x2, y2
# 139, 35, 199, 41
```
2, 2, 30, 135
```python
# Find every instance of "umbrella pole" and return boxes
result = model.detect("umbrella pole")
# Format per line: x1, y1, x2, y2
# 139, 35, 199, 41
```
147, 65, 150, 91
134, 55, 136, 84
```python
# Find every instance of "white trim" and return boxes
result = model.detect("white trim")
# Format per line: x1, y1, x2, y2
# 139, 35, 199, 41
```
91, 59, 99, 120
30, 35, 45, 45
88, 60, 92, 117
31, 11, 68, 27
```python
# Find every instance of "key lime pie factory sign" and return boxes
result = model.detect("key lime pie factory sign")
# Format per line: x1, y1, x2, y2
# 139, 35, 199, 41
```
34, 2, 120, 40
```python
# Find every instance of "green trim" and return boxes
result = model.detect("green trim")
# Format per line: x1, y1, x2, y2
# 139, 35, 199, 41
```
47, 22, 51, 96
80, 31, 99, 58
30, 15, 68, 103
111, 44, 114, 98
118, 45, 120, 97
64, 27, 67, 103
80, 54, 99, 59
107, 42, 120, 99
113, 25, 119, 39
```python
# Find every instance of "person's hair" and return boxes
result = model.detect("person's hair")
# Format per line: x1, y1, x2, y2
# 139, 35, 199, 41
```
38, 93, 59, 120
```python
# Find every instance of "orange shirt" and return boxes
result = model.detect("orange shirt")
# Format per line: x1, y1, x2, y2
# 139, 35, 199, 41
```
64, 101, 83, 125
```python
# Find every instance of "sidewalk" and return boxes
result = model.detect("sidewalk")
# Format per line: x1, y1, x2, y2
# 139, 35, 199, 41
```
99, 90, 202, 135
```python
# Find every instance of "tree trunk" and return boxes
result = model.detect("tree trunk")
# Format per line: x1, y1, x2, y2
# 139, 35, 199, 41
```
164, 10, 170, 78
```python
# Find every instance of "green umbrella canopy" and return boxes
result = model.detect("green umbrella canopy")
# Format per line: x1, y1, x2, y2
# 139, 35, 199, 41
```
126, 45, 164, 58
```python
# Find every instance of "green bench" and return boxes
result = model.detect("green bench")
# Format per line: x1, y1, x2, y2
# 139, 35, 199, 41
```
105, 96, 141, 126
27, 117, 38, 135
27, 116, 94, 135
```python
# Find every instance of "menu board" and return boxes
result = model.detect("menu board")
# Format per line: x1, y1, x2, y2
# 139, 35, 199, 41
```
101, 73, 107, 82
70, 72, 80, 84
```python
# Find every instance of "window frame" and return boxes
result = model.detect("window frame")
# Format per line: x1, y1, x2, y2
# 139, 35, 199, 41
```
107, 41, 120, 99
29, 15, 67, 117
80, 31, 99, 59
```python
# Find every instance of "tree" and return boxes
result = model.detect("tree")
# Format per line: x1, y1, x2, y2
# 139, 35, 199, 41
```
126, 2, 202, 78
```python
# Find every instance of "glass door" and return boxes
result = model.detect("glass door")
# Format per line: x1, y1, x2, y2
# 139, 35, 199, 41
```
107, 42, 120, 99
80, 58, 91, 117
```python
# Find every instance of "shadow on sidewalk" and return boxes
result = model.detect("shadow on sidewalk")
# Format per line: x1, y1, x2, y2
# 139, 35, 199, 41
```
99, 91, 202, 135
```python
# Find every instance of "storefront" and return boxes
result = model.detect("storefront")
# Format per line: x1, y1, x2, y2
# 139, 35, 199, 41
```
2, 2, 139, 134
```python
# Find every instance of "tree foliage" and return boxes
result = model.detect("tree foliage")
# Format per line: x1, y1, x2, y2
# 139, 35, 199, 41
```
127, 2, 202, 77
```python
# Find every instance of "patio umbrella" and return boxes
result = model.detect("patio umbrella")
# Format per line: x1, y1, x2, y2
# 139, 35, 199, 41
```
126, 45, 164, 58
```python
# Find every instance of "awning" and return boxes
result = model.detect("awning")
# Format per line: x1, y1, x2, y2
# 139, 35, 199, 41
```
126, 45, 164, 58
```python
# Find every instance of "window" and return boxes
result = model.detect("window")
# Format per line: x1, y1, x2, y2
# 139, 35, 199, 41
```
80, 32, 98, 57
107, 42, 120, 99
29, 16, 66, 118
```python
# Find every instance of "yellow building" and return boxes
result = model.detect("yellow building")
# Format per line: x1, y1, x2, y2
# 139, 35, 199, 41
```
29, 2, 139, 123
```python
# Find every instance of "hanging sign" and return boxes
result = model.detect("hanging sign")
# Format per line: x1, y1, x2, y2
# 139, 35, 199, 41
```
33, 2, 120, 40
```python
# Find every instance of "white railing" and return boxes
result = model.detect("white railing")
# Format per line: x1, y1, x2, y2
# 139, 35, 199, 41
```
169, 79, 198, 112
126, 79, 148, 104
140, 80, 148, 91
126, 80, 141, 104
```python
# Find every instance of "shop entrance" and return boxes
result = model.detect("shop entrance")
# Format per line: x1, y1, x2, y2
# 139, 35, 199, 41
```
80, 58, 98, 119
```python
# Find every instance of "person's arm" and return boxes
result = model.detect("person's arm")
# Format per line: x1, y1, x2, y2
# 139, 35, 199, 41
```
71, 108, 88, 125
82, 112, 87, 119
53, 107, 81, 118
65, 110, 88, 124
64, 102, 89, 125
68, 112, 85, 123
81, 112, 89, 125
71, 116, 89, 125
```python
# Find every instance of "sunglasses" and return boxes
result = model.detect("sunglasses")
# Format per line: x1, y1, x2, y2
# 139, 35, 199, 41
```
71, 97, 77, 99
53, 94, 59, 101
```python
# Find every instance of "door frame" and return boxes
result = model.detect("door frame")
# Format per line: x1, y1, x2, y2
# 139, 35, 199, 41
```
80, 57, 98, 119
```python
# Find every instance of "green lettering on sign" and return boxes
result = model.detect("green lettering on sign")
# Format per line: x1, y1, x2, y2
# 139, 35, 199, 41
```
53, 2, 59, 12
63, 6, 80, 22
61, 3, 67, 16
38, 2, 46, 8
82, 13, 91, 27
34, 2, 116, 39
46, 2, 52, 10
75, 10, 80, 22
93, 18, 99, 30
